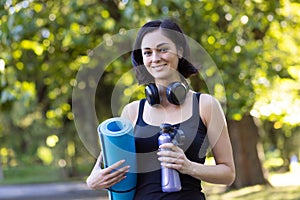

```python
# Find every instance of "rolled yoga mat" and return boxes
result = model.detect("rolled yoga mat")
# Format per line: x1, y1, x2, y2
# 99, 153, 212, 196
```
98, 117, 137, 200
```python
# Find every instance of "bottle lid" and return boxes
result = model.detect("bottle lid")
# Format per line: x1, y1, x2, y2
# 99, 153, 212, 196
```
160, 123, 172, 133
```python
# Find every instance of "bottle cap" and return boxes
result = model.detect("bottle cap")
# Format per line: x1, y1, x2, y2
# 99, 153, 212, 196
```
160, 123, 172, 133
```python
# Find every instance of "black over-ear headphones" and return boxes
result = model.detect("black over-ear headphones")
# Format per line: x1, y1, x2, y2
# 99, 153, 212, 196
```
145, 82, 188, 106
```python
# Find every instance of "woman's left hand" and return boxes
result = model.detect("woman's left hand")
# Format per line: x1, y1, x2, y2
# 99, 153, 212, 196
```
157, 143, 192, 175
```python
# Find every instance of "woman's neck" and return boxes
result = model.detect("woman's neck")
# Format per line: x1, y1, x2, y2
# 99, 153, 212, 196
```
155, 75, 181, 88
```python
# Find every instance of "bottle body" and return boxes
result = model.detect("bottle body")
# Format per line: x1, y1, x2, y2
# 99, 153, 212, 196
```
158, 132, 182, 192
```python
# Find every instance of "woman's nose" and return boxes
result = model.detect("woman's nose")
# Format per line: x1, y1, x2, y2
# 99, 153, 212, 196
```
152, 51, 161, 62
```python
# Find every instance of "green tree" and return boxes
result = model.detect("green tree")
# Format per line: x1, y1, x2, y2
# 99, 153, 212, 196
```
0, 0, 113, 176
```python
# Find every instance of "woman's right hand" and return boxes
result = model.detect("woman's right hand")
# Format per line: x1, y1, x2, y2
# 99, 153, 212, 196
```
86, 156, 130, 190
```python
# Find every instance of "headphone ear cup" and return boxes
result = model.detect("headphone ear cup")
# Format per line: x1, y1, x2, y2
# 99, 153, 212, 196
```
166, 82, 187, 105
145, 84, 160, 106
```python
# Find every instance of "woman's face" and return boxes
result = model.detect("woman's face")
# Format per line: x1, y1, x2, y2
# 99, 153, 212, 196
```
141, 29, 182, 81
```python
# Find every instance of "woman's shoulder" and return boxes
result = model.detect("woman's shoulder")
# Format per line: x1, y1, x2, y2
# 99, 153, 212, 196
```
196, 93, 223, 126
191, 92, 217, 106
121, 100, 142, 125
124, 100, 141, 110
198, 93, 218, 106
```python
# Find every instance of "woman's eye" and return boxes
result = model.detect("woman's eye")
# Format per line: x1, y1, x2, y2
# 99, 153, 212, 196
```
143, 51, 151, 56
160, 48, 168, 53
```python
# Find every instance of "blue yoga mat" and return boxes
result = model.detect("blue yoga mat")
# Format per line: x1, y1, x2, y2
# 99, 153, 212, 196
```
98, 117, 137, 200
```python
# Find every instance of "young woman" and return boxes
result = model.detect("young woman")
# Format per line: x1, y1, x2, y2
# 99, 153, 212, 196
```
86, 19, 235, 200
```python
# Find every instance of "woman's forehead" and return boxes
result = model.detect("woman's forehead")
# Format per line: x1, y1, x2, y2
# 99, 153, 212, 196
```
141, 30, 176, 49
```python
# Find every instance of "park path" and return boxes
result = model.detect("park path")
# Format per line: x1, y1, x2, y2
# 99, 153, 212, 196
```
1, 172, 299, 200
0, 181, 109, 200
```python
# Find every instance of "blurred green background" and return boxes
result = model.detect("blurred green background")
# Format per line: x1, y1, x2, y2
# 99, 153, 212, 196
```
0, 0, 299, 198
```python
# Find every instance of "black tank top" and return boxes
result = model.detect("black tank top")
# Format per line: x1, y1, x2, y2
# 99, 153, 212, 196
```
134, 93, 208, 200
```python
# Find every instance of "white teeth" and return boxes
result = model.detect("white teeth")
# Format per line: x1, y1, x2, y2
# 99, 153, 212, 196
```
152, 65, 165, 68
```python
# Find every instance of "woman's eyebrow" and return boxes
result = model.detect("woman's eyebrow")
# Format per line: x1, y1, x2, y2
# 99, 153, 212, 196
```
142, 42, 170, 50
156, 42, 169, 48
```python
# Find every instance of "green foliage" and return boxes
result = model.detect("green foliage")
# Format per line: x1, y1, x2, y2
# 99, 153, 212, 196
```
0, 0, 299, 181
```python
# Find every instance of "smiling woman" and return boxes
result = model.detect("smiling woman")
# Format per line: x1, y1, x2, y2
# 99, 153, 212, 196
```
87, 19, 235, 200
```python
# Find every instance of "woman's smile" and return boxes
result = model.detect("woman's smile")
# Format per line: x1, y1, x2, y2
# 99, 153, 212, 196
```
151, 64, 167, 69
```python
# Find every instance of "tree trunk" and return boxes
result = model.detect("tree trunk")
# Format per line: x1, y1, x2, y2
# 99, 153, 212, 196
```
0, 158, 4, 180
228, 114, 268, 189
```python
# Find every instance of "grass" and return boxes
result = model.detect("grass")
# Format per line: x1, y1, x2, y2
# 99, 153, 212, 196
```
0, 165, 65, 185
205, 185, 300, 200
204, 170, 300, 200
0, 164, 89, 185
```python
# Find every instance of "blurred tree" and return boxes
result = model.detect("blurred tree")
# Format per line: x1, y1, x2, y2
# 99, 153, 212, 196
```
0, 0, 111, 177
251, 0, 300, 168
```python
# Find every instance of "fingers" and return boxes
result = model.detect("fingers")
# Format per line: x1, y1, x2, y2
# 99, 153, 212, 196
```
159, 143, 182, 152
87, 159, 130, 190
160, 162, 181, 169
158, 154, 184, 163
157, 153, 184, 169
102, 160, 130, 188
103, 163, 130, 178
157, 144, 185, 170
158, 156, 184, 172
106, 159, 126, 171
102, 167, 129, 188
158, 143, 183, 157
